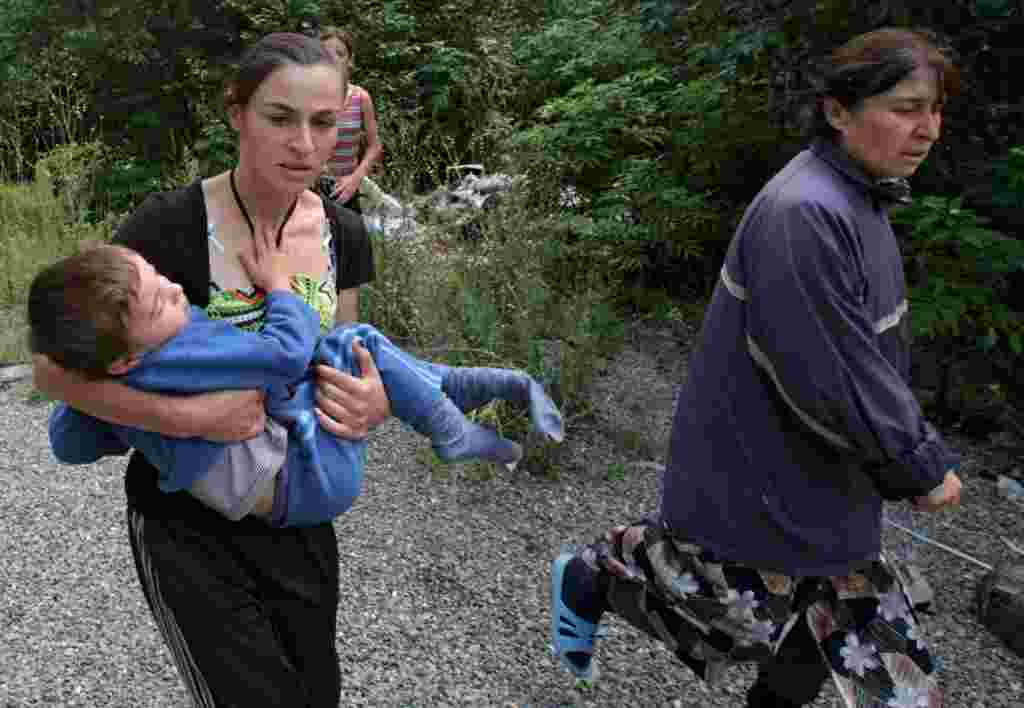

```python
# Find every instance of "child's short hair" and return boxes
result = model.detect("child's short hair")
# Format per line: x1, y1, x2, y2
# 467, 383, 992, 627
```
28, 244, 141, 379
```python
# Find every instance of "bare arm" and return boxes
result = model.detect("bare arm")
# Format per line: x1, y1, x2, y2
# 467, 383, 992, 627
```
354, 87, 382, 180
330, 88, 383, 205
33, 354, 266, 442
335, 286, 360, 325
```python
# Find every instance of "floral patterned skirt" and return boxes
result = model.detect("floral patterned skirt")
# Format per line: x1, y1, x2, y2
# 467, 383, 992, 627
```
578, 524, 942, 707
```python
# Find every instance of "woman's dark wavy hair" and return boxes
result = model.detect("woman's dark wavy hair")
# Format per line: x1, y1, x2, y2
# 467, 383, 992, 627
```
224, 32, 338, 110
808, 28, 961, 139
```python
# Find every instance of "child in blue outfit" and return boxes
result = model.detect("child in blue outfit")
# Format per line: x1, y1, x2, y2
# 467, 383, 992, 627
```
31, 242, 563, 527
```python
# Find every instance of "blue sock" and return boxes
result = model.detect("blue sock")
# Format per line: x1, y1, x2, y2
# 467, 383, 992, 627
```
441, 367, 564, 442
414, 396, 523, 467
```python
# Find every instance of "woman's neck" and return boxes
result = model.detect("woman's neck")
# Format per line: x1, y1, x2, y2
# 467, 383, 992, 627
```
229, 165, 301, 233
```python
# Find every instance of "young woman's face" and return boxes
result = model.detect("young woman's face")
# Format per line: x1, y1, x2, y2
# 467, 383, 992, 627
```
321, 37, 352, 71
230, 62, 343, 191
827, 65, 944, 179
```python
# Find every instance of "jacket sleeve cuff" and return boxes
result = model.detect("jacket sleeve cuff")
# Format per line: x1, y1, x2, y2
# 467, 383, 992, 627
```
868, 423, 959, 500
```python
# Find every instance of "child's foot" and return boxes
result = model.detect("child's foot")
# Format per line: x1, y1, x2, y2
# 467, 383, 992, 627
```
442, 368, 564, 442
421, 396, 523, 466
550, 549, 606, 683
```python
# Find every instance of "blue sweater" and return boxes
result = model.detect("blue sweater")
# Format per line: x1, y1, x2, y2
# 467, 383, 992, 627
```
48, 290, 366, 526
659, 139, 959, 576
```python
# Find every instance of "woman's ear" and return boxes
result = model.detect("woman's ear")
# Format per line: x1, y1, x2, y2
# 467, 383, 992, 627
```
107, 353, 143, 377
823, 97, 851, 134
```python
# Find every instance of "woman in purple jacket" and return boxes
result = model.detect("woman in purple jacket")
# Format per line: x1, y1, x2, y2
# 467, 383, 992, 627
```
550, 28, 962, 708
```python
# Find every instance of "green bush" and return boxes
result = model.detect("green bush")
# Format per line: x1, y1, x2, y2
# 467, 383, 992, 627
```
993, 145, 1024, 211
91, 153, 164, 219
892, 194, 1024, 354
512, 0, 657, 99
0, 175, 115, 356
34, 141, 107, 223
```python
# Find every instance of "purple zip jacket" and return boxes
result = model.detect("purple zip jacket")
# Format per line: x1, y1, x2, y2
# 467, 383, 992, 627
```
659, 138, 959, 576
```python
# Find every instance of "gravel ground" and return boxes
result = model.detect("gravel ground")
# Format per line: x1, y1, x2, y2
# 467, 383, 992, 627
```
2, 325, 1023, 707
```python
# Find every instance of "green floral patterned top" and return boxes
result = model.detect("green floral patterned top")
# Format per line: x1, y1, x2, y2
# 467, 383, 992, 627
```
205, 215, 337, 334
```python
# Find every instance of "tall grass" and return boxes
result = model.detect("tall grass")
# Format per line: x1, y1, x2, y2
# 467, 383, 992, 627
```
360, 183, 627, 477
0, 172, 114, 363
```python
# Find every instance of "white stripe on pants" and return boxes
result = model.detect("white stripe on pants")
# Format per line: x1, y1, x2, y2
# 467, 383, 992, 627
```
128, 508, 217, 708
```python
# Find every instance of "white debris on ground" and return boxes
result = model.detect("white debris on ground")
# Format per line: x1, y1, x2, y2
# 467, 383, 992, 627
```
358, 166, 530, 241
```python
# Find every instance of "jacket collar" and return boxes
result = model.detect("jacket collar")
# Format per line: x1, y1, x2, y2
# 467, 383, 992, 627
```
810, 137, 912, 206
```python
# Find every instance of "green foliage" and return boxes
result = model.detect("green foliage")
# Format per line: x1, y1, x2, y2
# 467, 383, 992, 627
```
686, 28, 785, 80
892, 194, 1024, 355
193, 122, 239, 178
360, 231, 437, 344
0, 178, 115, 307
507, 3, 794, 305
34, 141, 107, 222
460, 286, 499, 354
974, 0, 1013, 18
512, 0, 657, 95
0, 0, 48, 70
0, 42, 95, 180
222, 0, 320, 40
416, 44, 472, 116
606, 462, 626, 481
673, 28, 790, 189
516, 67, 672, 173
92, 153, 163, 218
993, 146, 1024, 211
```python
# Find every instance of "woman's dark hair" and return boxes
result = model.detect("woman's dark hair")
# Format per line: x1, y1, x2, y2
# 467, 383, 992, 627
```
224, 32, 338, 110
809, 28, 960, 139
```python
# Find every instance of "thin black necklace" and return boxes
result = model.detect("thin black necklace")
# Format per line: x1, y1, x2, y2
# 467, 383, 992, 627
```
229, 169, 298, 247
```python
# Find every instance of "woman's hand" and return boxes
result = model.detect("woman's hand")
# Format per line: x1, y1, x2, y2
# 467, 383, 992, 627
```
314, 339, 390, 439
911, 470, 962, 512
598, 525, 647, 579
330, 174, 361, 205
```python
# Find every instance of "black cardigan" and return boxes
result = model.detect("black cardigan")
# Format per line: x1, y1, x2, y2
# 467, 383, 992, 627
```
112, 180, 375, 519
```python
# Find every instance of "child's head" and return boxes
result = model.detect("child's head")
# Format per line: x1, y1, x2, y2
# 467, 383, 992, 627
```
28, 245, 190, 378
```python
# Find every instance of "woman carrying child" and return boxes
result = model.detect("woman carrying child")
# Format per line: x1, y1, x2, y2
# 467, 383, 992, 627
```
32, 33, 386, 707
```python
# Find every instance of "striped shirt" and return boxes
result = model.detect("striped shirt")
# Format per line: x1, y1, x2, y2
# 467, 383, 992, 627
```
327, 88, 364, 177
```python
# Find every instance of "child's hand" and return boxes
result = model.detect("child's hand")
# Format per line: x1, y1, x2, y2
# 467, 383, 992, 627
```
238, 225, 303, 292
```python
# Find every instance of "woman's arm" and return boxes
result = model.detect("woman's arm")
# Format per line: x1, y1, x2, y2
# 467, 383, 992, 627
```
33, 354, 266, 441
330, 88, 382, 205
336, 286, 360, 325
354, 87, 382, 180
740, 200, 956, 499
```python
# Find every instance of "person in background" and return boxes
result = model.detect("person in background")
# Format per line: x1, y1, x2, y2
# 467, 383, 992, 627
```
549, 27, 962, 708
32, 33, 388, 707
319, 26, 382, 213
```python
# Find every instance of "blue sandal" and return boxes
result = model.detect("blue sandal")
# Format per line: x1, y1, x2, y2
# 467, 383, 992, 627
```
550, 549, 606, 683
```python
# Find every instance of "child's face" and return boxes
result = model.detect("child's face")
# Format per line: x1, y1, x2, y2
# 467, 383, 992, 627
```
125, 253, 191, 354
322, 37, 352, 71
